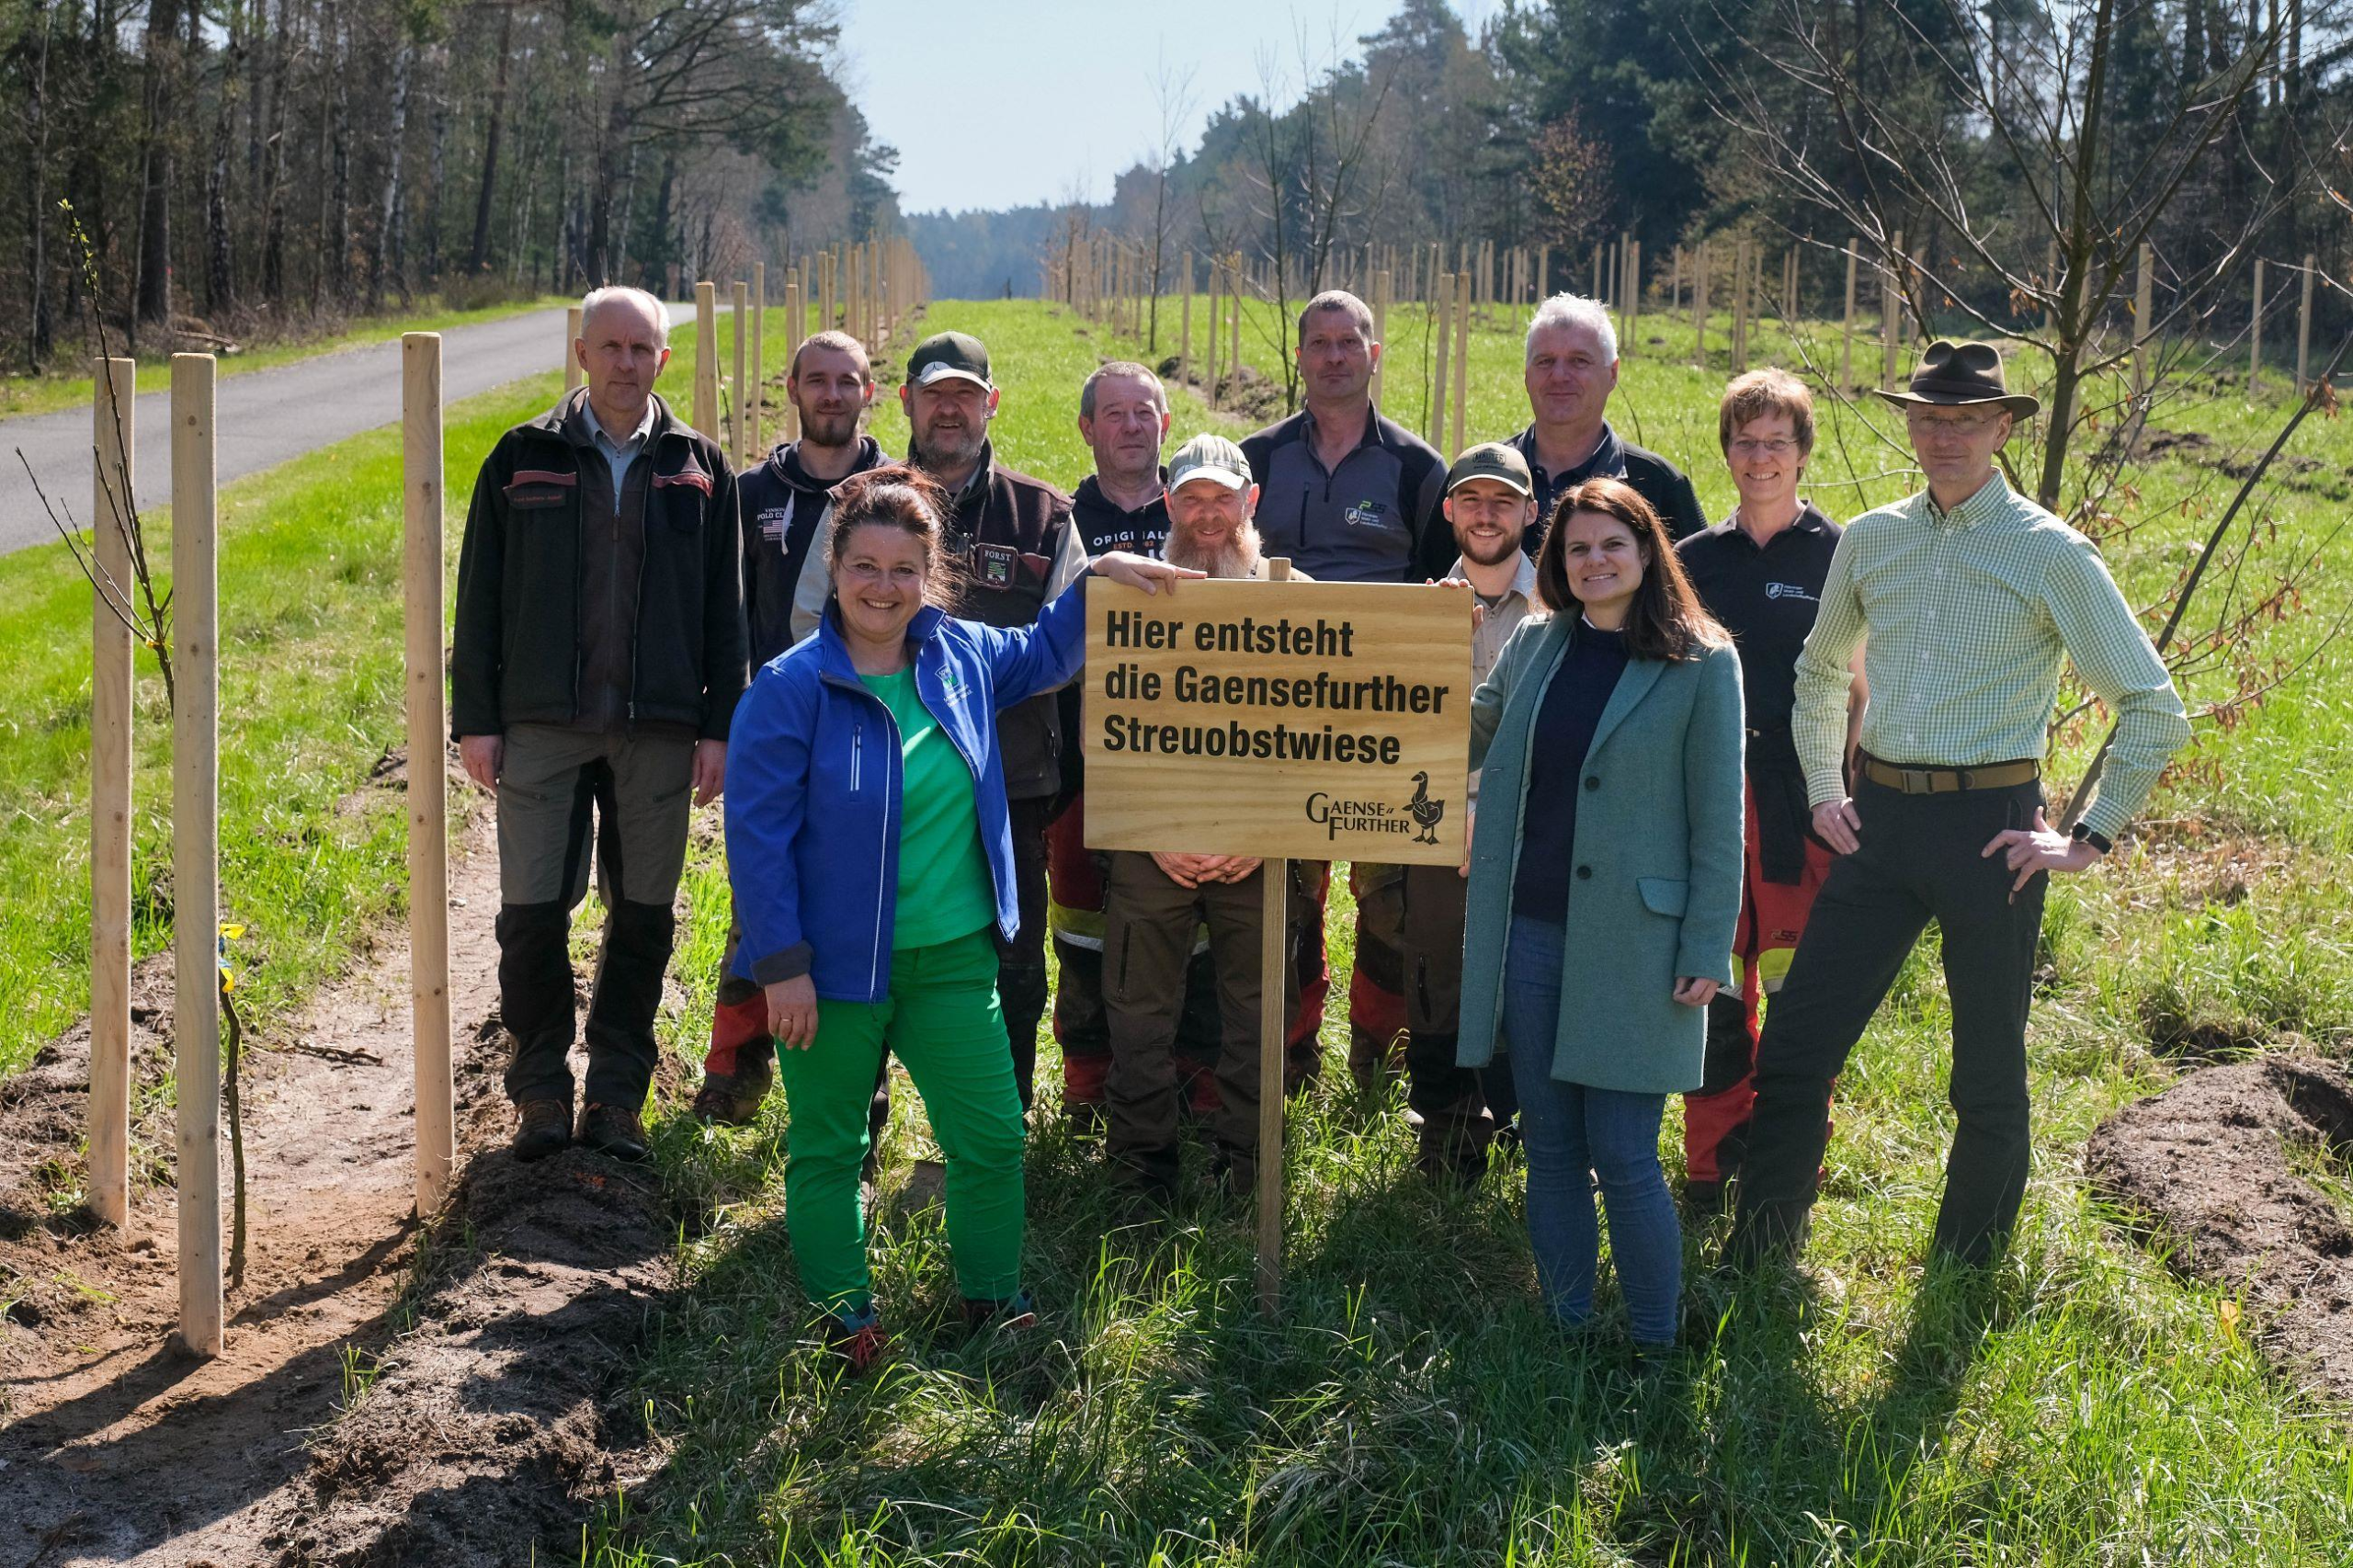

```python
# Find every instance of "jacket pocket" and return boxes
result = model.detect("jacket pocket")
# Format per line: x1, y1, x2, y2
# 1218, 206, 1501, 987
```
504, 468, 578, 509
1636, 877, 1689, 917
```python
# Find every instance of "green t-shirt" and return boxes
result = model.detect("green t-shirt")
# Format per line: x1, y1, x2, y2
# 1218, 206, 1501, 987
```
861, 667, 996, 950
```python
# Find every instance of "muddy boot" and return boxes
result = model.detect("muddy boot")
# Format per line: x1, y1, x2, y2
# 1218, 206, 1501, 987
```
577, 1102, 651, 1163
1209, 1142, 1256, 1203
511, 1098, 572, 1163
692, 1041, 776, 1127
1114, 1144, 1182, 1216
1347, 1024, 1401, 1095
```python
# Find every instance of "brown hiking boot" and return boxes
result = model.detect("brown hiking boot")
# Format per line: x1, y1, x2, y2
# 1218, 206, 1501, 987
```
823, 1307, 892, 1375
576, 1102, 651, 1163
512, 1099, 572, 1163
691, 1058, 775, 1127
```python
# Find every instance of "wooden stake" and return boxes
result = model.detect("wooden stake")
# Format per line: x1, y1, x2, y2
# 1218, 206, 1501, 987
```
2250, 259, 2266, 389
693, 280, 719, 439
402, 334, 454, 1217
1371, 269, 1391, 410
1537, 243, 1550, 301
1882, 233, 1904, 387
1733, 237, 1751, 373
89, 358, 135, 1231
2299, 253, 2316, 395
171, 353, 223, 1359
751, 262, 766, 455
564, 306, 583, 393
1842, 239, 1859, 390
1255, 556, 1294, 1316
1431, 272, 1453, 447
1628, 241, 1642, 343
2132, 241, 2154, 404
1179, 250, 1193, 388
731, 280, 749, 467
1230, 256, 1243, 386
783, 270, 802, 444
1451, 271, 1471, 460
1692, 244, 1709, 369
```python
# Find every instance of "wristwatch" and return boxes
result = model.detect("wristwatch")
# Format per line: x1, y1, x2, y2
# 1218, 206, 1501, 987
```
2070, 822, 2112, 856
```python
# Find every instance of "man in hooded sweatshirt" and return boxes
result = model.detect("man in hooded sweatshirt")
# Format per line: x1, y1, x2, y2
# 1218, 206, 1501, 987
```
691, 328, 890, 1124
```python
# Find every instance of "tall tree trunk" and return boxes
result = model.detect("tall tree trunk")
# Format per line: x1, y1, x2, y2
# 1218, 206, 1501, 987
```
206, 24, 242, 312
327, 7, 349, 305
423, 97, 449, 279
469, 2, 516, 274
259, 0, 292, 301
24, 0, 57, 369
135, 0, 183, 328
370, 42, 413, 308
645, 152, 676, 292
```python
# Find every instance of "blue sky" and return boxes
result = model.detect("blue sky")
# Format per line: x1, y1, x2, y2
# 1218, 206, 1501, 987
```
835, 1, 1491, 215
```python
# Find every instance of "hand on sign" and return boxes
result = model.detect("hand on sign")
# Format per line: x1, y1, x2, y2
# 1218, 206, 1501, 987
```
1094, 551, 1204, 596
1431, 575, 1485, 631
766, 975, 820, 1049
1672, 976, 1720, 1007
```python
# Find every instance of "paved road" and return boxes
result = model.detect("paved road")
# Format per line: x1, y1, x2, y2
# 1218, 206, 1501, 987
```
0, 301, 699, 557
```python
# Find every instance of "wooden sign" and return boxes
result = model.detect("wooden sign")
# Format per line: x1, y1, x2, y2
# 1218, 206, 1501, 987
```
1082, 578, 1473, 866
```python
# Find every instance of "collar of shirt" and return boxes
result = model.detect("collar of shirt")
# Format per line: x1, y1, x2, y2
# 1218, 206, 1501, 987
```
1513, 419, 1623, 486
1726, 501, 1833, 550
585, 398, 656, 458
947, 440, 996, 515
1919, 472, 2011, 532
1449, 550, 1539, 608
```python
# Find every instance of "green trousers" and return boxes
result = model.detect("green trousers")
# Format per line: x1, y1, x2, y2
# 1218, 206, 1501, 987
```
776, 927, 1027, 1312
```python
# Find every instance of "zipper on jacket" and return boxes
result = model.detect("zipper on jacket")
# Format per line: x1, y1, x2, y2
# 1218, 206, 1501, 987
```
625, 443, 655, 725
823, 668, 902, 994
851, 721, 863, 792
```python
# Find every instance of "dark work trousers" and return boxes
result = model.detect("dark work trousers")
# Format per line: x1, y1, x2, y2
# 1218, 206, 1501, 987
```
1730, 774, 2048, 1267
1001, 794, 1055, 1111
1398, 861, 1517, 1156
1103, 852, 1299, 1190
1046, 795, 1224, 1114
494, 723, 694, 1111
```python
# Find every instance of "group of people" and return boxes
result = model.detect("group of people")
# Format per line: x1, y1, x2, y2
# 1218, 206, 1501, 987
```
450, 281, 2189, 1370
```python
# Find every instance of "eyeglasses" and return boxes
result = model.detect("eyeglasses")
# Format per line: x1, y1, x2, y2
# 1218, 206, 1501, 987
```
1905, 411, 2004, 437
1729, 437, 1800, 456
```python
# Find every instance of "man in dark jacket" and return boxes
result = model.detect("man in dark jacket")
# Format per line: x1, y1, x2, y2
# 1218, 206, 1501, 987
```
452, 285, 746, 1164
1051, 363, 1223, 1128
794, 330, 1088, 1111
691, 327, 888, 1126
1240, 290, 1447, 1093
1512, 292, 1708, 547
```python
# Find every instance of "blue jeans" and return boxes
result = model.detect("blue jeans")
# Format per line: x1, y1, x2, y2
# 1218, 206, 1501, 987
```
1504, 915, 1681, 1345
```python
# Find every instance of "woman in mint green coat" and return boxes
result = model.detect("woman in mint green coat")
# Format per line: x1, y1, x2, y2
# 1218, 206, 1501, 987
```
1457, 477, 1745, 1354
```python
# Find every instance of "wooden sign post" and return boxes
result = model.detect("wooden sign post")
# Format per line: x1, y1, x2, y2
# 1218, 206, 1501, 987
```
404, 334, 455, 1216
172, 354, 223, 1358
90, 358, 136, 1230
1082, 574, 1472, 1313
731, 279, 750, 466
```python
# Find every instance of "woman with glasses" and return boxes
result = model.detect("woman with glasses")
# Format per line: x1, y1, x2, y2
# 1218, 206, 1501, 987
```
1671, 370, 1862, 1211
725, 464, 1194, 1372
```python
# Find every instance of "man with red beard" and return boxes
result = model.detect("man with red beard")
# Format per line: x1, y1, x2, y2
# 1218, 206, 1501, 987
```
1099, 435, 1306, 1206
1050, 365, 1225, 1129
691, 329, 890, 1126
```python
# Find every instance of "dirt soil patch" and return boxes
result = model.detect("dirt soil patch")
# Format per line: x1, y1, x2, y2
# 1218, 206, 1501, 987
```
2086, 1056, 2353, 1404
0, 754, 676, 1566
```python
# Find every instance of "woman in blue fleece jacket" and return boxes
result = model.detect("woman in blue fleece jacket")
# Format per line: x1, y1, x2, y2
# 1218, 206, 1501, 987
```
725, 464, 1191, 1369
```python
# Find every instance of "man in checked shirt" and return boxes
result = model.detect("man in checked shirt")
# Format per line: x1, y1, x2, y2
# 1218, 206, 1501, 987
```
1727, 341, 2190, 1270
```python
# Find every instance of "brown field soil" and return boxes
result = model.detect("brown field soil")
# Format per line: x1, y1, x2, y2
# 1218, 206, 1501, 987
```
0, 757, 669, 1566
2086, 1054, 2353, 1406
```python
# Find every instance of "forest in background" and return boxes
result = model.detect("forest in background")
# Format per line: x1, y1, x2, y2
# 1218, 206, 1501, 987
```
910, 0, 2353, 350
0, 0, 898, 369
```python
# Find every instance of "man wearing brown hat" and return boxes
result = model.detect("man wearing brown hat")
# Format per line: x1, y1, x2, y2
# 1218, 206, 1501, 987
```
1396, 442, 1543, 1181
1728, 341, 2189, 1270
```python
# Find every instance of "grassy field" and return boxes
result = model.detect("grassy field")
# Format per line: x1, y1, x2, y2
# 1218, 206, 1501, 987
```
0, 292, 573, 420
8, 292, 2353, 1560
578, 300, 2353, 1563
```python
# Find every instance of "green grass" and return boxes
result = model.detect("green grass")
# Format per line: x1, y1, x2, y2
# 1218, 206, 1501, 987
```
0, 293, 573, 419
10, 294, 2353, 1562
555, 300, 2353, 1563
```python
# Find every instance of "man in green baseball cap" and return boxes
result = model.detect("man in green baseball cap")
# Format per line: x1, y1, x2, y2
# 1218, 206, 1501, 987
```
1392, 440, 1544, 1181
